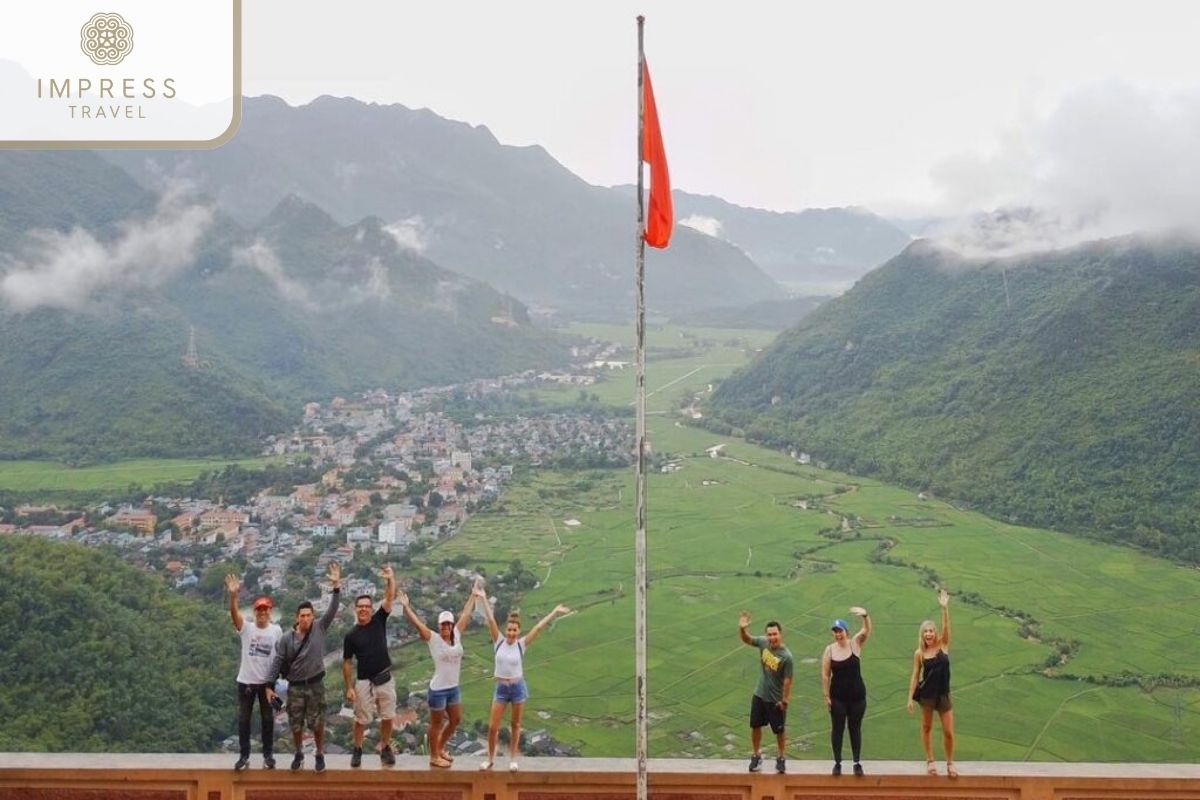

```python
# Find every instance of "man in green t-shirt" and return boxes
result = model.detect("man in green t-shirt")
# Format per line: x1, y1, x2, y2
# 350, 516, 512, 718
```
738, 611, 793, 774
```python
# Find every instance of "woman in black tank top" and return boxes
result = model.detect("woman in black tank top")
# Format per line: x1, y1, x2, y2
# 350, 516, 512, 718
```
820, 606, 871, 776
907, 589, 956, 777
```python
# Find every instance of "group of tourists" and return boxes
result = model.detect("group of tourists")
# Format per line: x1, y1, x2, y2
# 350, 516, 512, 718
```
230, 566, 953, 775
741, 588, 955, 776
226, 564, 570, 772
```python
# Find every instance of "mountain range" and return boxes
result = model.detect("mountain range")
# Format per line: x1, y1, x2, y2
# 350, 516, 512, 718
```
0, 150, 566, 461
670, 190, 912, 294
0, 96, 930, 462
101, 96, 778, 318
102, 96, 910, 318
707, 236, 1200, 560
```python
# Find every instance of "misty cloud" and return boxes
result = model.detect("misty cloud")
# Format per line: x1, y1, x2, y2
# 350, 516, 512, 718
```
234, 243, 397, 309
344, 257, 392, 303
232, 240, 319, 310
0, 195, 213, 312
679, 214, 724, 239
929, 82, 1200, 256
384, 216, 429, 253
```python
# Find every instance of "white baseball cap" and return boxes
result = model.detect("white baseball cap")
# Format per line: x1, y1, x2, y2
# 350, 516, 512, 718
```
437, 610, 455, 625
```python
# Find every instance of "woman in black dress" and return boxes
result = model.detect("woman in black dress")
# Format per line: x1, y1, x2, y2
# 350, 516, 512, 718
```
820, 606, 870, 775
907, 589, 955, 776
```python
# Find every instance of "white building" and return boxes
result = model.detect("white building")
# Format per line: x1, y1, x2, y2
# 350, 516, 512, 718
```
346, 526, 372, 545
378, 519, 415, 545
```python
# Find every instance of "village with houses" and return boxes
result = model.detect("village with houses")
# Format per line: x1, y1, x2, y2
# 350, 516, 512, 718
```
0, 338, 634, 758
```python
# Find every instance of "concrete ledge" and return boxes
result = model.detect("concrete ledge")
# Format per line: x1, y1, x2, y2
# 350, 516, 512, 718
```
2, 754, 1199, 800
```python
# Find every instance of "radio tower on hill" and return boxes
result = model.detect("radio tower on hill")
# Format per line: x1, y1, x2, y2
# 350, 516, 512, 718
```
182, 325, 200, 369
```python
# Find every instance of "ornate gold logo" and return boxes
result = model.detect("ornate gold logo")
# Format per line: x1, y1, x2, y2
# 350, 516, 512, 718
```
80, 12, 134, 65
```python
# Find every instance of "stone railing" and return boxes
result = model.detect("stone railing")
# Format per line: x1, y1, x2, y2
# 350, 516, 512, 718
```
1, 754, 1198, 800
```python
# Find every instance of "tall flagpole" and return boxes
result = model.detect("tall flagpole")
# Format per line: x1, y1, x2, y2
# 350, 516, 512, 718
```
633, 15, 649, 800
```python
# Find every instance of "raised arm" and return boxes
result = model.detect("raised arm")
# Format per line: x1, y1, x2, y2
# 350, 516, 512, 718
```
524, 603, 570, 647
821, 645, 833, 708
938, 589, 951, 649
906, 649, 922, 714
395, 588, 431, 641
476, 585, 500, 642
380, 564, 396, 614
319, 561, 342, 631
456, 587, 477, 632
737, 610, 754, 645
850, 606, 871, 647
225, 573, 243, 632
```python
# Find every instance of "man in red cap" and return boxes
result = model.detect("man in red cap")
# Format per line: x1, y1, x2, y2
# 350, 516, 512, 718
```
226, 573, 282, 770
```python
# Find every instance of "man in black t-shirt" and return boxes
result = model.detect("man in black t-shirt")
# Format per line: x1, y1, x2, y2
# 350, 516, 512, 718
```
341, 564, 397, 767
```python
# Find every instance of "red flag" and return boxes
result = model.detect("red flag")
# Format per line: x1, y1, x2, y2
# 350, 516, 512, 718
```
642, 60, 672, 248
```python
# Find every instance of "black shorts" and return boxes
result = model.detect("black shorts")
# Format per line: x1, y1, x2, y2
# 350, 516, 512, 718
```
918, 693, 952, 713
749, 694, 786, 734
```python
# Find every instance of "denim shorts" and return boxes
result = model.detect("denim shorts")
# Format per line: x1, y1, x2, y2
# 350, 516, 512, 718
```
427, 685, 461, 710
493, 679, 528, 704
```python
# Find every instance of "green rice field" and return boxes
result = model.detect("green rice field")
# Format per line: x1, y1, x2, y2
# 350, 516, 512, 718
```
388, 323, 1200, 763
0, 457, 279, 494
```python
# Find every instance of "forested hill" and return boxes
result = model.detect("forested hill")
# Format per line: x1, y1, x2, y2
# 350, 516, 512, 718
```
0, 537, 235, 750
0, 151, 569, 462
707, 237, 1200, 561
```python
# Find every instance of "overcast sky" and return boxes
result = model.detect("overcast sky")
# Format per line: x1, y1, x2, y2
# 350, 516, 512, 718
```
245, 1, 1200, 225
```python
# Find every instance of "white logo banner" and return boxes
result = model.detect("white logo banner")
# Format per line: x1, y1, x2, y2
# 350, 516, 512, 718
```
0, 0, 240, 146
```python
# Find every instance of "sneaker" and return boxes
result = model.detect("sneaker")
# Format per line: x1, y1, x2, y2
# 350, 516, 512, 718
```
263, 756, 276, 770
853, 763, 864, 777
748, 753, 762, 773
290, 753, 304, 772
380, 745, 396, 767
233, 756, 250, 771
314, 753, 325, 773
509, 760, 520, 772
775, 757, 786, 774
832, 762, 842, 776
479, 760, 494, 771
350, 748, 362, 768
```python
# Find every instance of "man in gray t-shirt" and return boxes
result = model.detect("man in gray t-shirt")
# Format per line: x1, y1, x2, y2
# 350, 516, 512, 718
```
266, 561, 341, 773
738, 611, 793, 774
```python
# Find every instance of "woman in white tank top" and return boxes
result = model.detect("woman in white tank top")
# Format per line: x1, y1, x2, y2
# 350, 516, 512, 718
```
477, 585, 570, 772
397, 586, 477, 768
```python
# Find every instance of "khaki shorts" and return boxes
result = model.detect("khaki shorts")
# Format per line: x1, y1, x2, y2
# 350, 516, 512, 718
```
354, 677, 397, 724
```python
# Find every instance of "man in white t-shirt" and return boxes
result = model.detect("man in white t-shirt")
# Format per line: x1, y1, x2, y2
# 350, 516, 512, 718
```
226, 573, 283, 771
